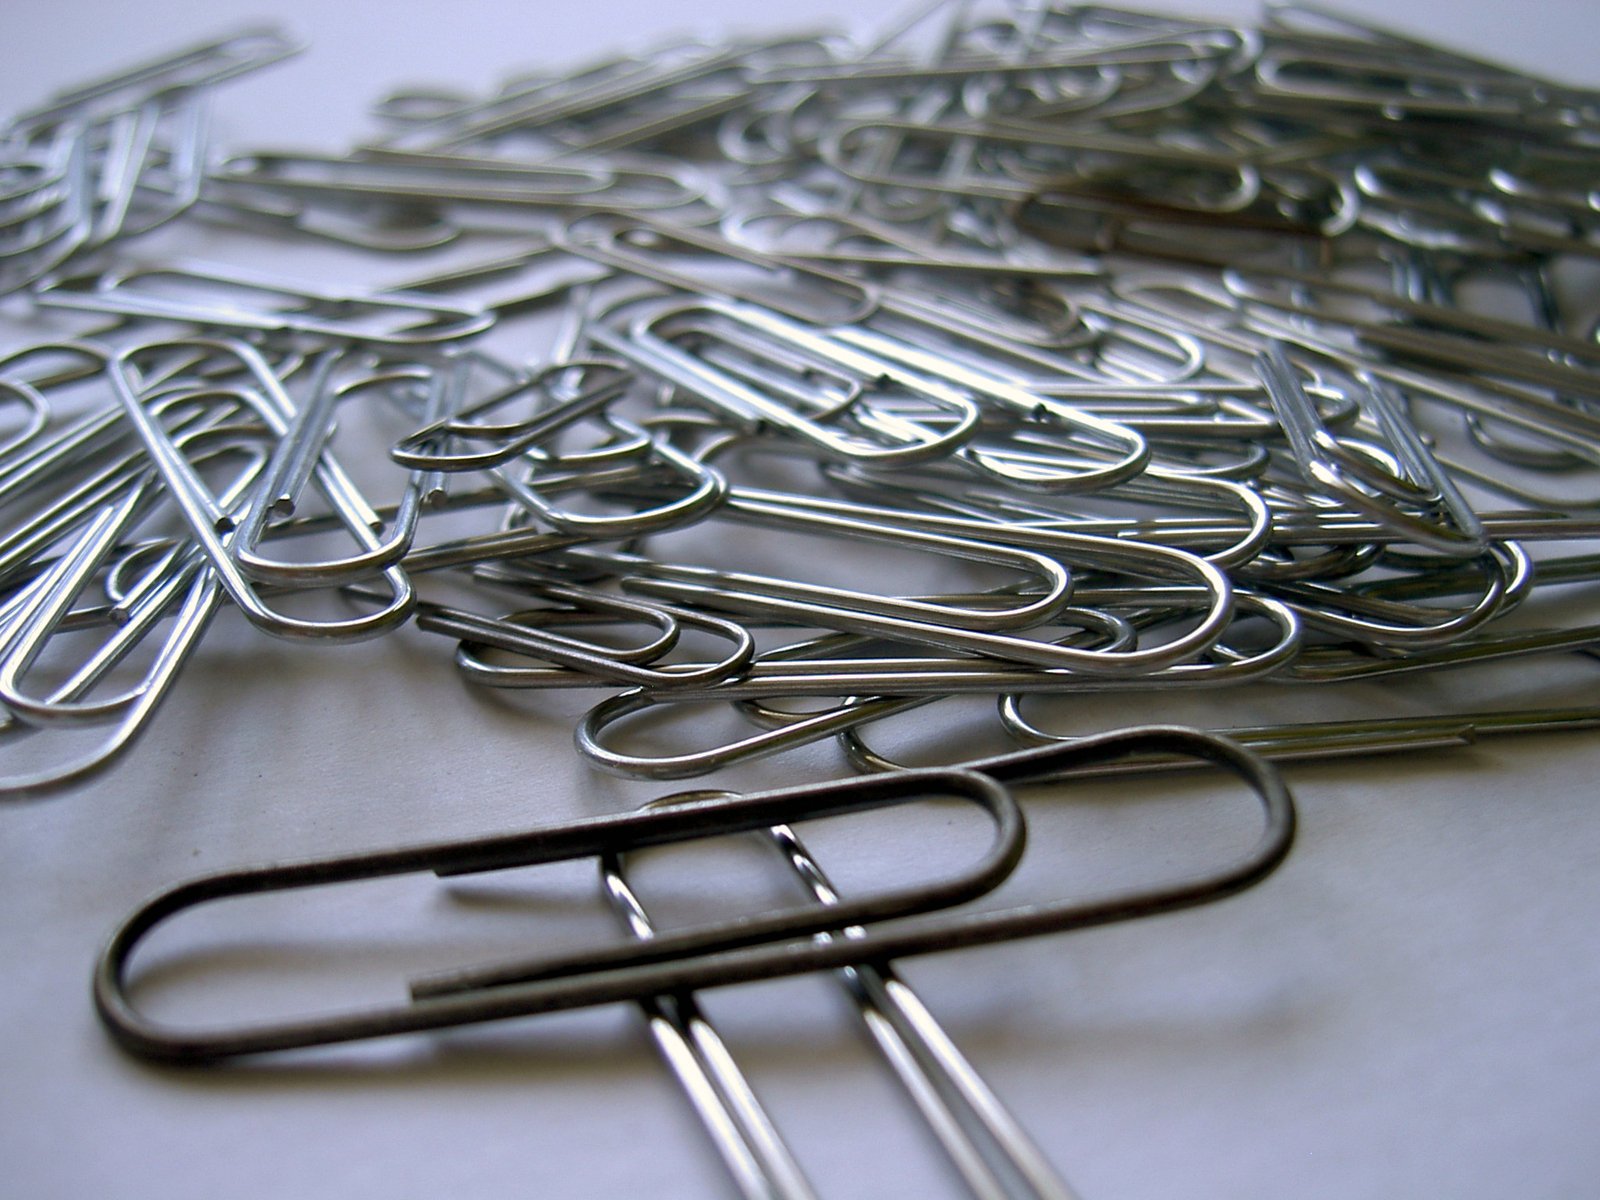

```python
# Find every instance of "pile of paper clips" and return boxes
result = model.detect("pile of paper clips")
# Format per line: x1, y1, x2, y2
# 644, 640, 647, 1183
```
5, 1, 1599, 1195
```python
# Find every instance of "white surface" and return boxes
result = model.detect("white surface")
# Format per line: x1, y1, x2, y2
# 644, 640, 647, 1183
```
3, 3, 1600, 1199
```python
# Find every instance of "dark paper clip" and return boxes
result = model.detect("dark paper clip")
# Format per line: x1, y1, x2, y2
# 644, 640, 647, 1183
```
95, 727, 1292, 1064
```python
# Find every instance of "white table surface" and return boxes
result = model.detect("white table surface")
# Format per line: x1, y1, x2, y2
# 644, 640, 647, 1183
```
3, 2, 1599, 1198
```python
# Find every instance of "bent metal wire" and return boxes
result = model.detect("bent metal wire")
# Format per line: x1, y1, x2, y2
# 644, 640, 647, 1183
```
94, 727, 1294, 1063
0, 3, 1596, 1196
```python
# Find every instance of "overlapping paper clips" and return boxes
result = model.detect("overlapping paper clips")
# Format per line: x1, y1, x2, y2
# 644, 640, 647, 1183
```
0, 29, 301, 292
100, 726, 1293, 1200
3, 1, 1599, 1195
